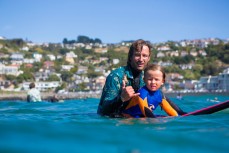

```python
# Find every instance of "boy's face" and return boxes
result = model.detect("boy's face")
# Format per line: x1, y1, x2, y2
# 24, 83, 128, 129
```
144, 69, 164, 91
130, 45, 150, 72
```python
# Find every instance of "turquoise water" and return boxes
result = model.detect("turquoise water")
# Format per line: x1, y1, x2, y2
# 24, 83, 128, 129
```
0, 94, 229, 153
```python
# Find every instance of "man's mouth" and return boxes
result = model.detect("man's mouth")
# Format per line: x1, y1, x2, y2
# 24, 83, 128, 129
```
137, 63, 144, 67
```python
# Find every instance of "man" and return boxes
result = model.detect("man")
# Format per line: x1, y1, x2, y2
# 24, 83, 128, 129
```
27, 82, 42, 102
97, 39, 152, 116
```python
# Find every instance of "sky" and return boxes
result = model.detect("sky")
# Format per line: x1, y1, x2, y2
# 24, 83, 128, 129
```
0, 0, 229, 44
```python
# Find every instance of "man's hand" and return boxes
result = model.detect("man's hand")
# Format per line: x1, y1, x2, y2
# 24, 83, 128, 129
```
120, 80, 140, 102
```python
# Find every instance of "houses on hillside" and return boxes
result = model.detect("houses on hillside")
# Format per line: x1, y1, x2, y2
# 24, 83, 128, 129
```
0, 49, 108, 92
0, 37, 229, 93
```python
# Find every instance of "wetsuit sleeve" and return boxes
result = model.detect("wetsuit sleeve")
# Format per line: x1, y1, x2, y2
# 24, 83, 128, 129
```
160, 99, 179, 116
164, 96, 187, 115
97, 73, 123, 116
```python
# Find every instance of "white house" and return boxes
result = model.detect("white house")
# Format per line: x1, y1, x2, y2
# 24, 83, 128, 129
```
47, 54, 56, 61
113, 59, 120, 65
66, 51, 77, 58
156, 52, 165, 58
190, 51, 198, 57
74, 43, 85, 48
23, 81, 60, 91
169, 50, 179, 57
179, 64, 193, 70
23, 58, 35, 64
99, 57, 108, 62
11, 60, 23, 65
57, 55, 63, 59
34, 71, 49, 82
21, 46, 29, 51
0, 53, 9, 59
180, 51, 188, 57
65, 51, 77, 64
0, 64, 20, 76
77, 66, 88, 75
61, 65, 74, 71
74, 75, 90, 84
33, 53, 43, 62
92, 76, 106, 90
218, 68, 229, 91
10, 53, 24, 60
197, 68, 229, 92
157, 46, 171, 51
198, 50, 207, 56
180, 41, 187, 47
158, 61, 173, 67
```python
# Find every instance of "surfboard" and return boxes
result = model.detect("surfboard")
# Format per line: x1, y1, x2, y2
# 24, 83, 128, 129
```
182, 100, 229, 117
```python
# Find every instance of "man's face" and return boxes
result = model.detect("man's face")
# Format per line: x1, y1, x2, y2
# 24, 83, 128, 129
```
130, 45, 150, 72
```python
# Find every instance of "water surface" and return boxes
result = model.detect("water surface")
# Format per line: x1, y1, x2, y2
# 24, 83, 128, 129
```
0, 95, 229, 153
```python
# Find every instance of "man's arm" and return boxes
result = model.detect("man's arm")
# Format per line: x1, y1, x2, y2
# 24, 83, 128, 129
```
98, 74, 123, 115
98, 69, 140, 116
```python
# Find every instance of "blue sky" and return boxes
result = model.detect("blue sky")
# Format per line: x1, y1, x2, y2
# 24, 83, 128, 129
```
0, 0, 229, 43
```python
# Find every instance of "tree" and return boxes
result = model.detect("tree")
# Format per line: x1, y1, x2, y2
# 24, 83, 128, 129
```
77, 35, 90, 44
173, 55, 194, 64
167, 41, 179, 50
60, 71, 73, 82
16, 72, 34, 83
78, 82, 87, 91
87, 65, 102, 78
59, 48, 69, 55
82, 48, 93, 54
54, 58, 65, 72
5, 74, 16, 81
63, 38, 68, 44
35, 47, 44, 54
47, 74, 60, 81
33, 62, 43, 73
70, 66, 78, 74
183, 70, 196, 80
76, 35, 102, 44
55, 82, 66, 92
10, 38, 24, 47
202, 63, 220, 76
164, 65, 181, 73
193, 64, 203, 72
94, 38, 102, 44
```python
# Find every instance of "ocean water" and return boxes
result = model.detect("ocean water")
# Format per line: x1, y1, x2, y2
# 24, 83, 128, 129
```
0, 94, 229, 153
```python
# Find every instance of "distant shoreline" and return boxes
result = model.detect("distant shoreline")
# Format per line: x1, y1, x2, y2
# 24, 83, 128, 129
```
164, 91, 229, 98
0, 91, 101, 101
0, 91, 228, 101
